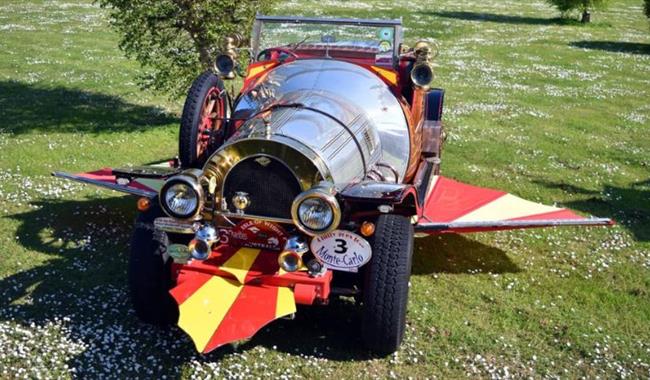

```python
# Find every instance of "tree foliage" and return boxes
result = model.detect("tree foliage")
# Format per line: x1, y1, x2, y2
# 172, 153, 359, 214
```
546, 0, 608, 18
98, 0, 276, 97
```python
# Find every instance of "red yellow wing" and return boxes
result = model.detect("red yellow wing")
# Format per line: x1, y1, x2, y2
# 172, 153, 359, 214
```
417, 176, 612, 234
170, 247, 296, 353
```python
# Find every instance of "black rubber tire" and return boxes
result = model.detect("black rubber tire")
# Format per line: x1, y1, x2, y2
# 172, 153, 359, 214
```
179, 70, 228, 168
361, 214, 414, 355
128, 199, 178, 325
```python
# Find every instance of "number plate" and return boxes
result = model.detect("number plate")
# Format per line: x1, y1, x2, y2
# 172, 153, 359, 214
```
154, 217, 196, 234
310, 230, 372, 272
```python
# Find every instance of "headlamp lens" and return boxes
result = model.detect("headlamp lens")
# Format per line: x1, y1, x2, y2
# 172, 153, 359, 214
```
164, 182, 199, 218
298, 197, 333, 231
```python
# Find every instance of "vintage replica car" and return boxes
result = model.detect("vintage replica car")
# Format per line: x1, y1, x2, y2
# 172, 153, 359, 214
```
54, 15, 612, 355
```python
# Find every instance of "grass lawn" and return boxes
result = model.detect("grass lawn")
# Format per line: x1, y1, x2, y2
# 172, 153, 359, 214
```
1, 0, 649, 378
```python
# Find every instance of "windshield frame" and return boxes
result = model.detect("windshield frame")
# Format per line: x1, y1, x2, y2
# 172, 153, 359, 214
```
251, 14, 403, 67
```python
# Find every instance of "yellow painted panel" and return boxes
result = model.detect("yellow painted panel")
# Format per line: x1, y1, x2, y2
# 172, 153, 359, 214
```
454, 193, 561, 223
275, 286, 296, 318
220, 248, 261, 283
247, 63, 276, 79
371, 66, 398, 85
177, 276, 243, 352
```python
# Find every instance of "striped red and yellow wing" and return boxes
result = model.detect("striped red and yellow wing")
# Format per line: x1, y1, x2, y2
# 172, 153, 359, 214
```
170, 247, 296, 353
417, 176, 612, 234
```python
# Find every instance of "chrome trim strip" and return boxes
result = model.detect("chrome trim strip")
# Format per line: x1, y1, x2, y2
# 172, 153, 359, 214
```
393, 23, 403, 66
217, 211, 294, 224
154, 217, 197, 234
414, 218, 613, 232
52, 171, 157, 198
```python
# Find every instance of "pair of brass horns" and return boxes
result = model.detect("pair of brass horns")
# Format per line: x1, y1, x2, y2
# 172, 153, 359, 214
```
214, 33, 246, 79
410, 40, 437, 89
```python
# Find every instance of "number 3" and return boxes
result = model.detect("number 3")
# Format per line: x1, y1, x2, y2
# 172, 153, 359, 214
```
334, 238, 348, 254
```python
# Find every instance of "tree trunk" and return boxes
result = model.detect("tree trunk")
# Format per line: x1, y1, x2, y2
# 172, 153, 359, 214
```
197, 44, 213, 68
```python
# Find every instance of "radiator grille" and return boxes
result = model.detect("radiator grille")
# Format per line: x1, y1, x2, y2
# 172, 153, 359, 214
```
223, 156, 301, 219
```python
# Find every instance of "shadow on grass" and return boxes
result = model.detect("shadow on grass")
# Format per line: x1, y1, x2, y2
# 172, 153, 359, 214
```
0, 196, 383, 376
429, 11, 577, 26
413, 234, 520, 275
1, 196, 523, 374
533, 179, 650, 242
569, 40, 650, 55
1, 197, 199, 378
0, 80, 177, 134
242, 300, 373, 360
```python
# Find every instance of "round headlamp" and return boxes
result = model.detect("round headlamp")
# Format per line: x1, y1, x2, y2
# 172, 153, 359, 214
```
159, 172, 203, 219
298, 198, 333, 230
291, 185, 341, 236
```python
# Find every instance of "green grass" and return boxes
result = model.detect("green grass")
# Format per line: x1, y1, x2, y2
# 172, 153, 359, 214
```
1, 0, 649, 378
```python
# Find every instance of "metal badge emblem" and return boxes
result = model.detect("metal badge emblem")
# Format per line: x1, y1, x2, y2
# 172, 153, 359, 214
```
255, 156, 271, 167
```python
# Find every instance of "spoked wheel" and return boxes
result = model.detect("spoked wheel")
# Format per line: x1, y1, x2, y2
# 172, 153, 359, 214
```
179, 71, 229, 168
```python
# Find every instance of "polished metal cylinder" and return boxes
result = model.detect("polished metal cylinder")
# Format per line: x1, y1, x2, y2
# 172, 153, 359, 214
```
230, 59, 411, 183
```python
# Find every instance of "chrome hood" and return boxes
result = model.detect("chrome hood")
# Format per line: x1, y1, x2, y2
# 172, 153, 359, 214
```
232, 59, 411, 182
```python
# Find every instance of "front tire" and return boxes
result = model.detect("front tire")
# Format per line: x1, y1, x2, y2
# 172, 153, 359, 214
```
179, 71, 229, 168
129, 200, 178, 325
361, 214, 414, 355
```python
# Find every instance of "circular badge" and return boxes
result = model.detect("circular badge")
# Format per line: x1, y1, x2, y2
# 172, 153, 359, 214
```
378, 27, 394, 41
310, 230, 372, 272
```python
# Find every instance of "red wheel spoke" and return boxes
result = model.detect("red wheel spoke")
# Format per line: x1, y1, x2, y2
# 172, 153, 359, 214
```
203, 99, 217, 117
195, 87, 226, 159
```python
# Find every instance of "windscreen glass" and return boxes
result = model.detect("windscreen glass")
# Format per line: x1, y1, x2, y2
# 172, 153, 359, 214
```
258, 21, 396, 63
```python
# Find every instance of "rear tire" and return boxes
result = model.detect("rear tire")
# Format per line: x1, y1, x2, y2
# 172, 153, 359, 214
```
179, 71, 229, 168
129, 200, 178, 325
361, 214, 414, 355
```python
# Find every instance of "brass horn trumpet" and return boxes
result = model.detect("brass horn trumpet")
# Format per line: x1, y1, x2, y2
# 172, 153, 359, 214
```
410, 41, 435, 89
214, 33, 245, 79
